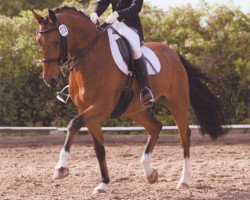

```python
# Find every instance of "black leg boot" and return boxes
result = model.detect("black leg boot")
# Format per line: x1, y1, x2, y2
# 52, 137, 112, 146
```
134, 55, 155, 106
56, 85, 70, 104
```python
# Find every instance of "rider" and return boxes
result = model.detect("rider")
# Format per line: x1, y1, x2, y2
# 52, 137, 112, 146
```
57, 0, 155, 106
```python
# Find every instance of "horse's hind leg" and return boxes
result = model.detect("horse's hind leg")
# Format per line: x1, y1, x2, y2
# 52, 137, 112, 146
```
128, 110, 162, 184
163, 96, 192, 188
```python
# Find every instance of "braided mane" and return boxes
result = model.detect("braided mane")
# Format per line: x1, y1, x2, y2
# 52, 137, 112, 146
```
53, 5, 90, 20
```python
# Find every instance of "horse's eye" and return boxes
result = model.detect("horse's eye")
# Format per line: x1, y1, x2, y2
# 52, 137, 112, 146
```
53, 41, 60, 46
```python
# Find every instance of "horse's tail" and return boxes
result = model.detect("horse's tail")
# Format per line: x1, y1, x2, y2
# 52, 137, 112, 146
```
178, 54, 227, 139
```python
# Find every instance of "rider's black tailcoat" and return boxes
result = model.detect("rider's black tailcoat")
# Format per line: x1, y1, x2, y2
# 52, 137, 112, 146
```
93, 0, 144, 41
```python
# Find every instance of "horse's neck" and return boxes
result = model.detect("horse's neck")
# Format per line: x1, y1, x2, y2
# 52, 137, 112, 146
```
68, 20, 108, 74
68, 15, 99, 56
72, 32, 111, 78
69, 20, 111, 73
66, 14, 119, 100
70, 32, 118, 94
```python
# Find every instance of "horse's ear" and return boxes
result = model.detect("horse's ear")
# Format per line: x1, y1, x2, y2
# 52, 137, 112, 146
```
31, 9, 44, 25
48, 9, 57, 24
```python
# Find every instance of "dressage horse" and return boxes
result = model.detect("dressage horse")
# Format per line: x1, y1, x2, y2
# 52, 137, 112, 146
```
32, 7, 226, 194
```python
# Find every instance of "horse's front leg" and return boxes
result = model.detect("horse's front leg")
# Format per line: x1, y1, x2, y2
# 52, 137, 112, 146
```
53, 114, 84, 180
87, 121, 110, 194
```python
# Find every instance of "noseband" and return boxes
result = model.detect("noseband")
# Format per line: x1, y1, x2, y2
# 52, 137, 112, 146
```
37, 22, 110, 77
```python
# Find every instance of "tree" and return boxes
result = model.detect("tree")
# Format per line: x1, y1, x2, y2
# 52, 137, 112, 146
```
142, 4, 250, 124
0, 0, 91, 17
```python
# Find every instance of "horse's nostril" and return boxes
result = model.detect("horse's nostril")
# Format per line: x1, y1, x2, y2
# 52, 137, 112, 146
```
50, 78, 57, 87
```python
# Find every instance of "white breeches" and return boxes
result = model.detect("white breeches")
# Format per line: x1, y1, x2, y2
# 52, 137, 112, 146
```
111, 21, 142, 59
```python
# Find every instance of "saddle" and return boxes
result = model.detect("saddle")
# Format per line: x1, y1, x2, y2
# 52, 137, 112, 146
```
107, 28, 161, 76
110, 27, 134, 118
108, 27, 161, 118
110, 27, 133, 71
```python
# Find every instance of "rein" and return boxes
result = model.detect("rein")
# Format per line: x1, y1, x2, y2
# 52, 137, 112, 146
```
37, 22, 110, 77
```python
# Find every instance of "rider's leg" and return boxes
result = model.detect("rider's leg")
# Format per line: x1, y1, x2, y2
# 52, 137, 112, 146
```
134, 55, 155, 105
57, 85, 70, 104
112, 21, 154, 105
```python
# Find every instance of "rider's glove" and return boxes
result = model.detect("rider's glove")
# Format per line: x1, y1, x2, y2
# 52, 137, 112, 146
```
90, 13, 99, 24
105, 11, 119, 24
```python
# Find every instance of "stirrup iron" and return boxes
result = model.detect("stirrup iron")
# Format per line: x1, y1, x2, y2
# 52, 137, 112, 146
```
140, 87, 155, 106
56, 85, 70, 104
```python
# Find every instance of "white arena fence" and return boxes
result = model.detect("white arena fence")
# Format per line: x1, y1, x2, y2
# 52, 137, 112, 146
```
0, 125, 249, 132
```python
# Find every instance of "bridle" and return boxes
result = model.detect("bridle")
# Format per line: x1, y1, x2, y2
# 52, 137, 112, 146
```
37, 22, 69, 73
37, 21, 110, 77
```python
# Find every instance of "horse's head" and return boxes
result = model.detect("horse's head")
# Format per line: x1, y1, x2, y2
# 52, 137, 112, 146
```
32, 9, 66, 87
32, 8, 99, 87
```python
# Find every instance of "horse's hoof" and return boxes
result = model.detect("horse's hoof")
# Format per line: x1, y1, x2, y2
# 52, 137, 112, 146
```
176, 182, 190, 189
52, 167, 69, 180
92, 183, 108, 195
146, 169, 158, 184
92, 188, 107, 195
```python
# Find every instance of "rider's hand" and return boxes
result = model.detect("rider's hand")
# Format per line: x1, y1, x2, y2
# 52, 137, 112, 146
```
105, 11, 119, 24
90, 13, 99, 24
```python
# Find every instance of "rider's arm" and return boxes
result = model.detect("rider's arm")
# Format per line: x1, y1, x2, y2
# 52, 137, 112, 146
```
93, 0, 111, 17
117, 0, 143, 20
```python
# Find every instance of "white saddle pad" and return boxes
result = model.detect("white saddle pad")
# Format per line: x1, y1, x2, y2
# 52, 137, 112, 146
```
107, 29, 161, 75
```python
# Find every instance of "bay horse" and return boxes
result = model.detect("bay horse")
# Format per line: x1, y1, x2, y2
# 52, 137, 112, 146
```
32, 7, 226, 194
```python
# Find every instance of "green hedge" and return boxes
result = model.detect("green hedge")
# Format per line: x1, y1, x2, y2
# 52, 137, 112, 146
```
0, 4, 249, 126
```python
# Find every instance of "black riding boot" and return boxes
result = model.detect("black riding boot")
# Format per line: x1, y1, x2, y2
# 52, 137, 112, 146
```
134, 55, 155, 106
56, 85, 70, 104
